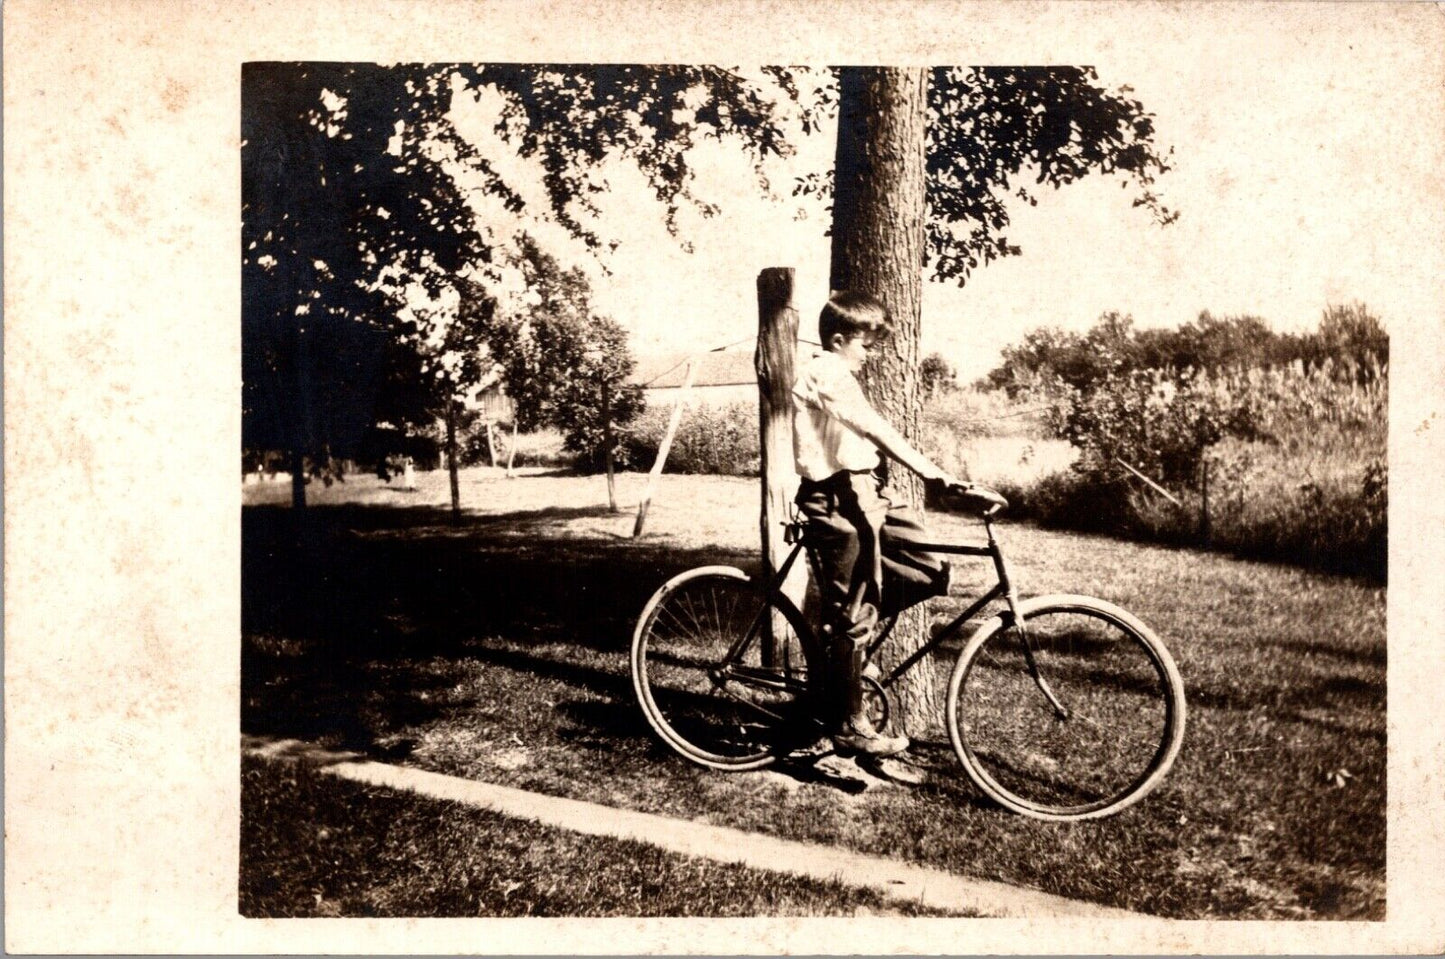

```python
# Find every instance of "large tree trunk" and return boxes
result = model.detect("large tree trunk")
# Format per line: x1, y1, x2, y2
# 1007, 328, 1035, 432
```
829, 67, 937, 735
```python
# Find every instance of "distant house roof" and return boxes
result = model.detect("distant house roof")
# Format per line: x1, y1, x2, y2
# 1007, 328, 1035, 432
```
631, 351, 758, 389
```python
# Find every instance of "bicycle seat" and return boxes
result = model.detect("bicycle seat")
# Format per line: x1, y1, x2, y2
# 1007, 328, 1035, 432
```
936, 482, 1009, 517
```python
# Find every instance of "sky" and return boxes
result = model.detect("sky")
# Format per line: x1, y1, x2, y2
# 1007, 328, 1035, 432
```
445, 10, 1440, 383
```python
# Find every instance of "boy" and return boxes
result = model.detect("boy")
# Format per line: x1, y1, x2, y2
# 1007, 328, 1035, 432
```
793, 291, 961, 756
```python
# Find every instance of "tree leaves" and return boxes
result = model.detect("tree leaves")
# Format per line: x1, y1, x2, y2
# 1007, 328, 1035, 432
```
478, 236, 644, 457
925, 66, 1177, 284
788, 66, 1177, 285
243, 63, 792, 470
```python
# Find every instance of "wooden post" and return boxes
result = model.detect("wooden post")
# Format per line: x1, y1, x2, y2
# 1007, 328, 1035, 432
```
506, 420, 519, 478
602, 376, 617, 512
756, 268, 806, 665
633, 359, 696, 537
485, 421, 498, 468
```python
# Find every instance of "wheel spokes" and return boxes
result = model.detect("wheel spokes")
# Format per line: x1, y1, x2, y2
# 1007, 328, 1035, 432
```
637, 573, 815, 766
954, 605, 1178, 816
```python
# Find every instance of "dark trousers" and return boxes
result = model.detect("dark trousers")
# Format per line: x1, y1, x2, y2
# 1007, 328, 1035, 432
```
796, 470, 949, 728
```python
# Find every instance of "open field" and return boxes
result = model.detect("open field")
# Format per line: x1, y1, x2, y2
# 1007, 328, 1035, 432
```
243, 468, 1385, 918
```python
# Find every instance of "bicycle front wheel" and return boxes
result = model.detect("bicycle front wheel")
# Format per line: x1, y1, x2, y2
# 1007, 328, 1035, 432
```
947, 594, 1186, 821
631, 566, 818, 770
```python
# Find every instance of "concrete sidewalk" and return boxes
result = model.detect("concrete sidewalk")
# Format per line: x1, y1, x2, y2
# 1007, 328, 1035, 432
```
245, 735, 1141, 919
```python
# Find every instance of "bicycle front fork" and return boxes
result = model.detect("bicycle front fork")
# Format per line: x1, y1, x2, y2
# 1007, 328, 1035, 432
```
991, 524, 1071, 721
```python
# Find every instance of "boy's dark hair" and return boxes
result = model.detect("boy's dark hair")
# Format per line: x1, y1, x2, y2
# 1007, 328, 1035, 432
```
819, 291, 893, 347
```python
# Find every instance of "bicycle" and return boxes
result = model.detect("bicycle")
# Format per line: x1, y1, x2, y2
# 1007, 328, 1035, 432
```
629, 483, 1186, 821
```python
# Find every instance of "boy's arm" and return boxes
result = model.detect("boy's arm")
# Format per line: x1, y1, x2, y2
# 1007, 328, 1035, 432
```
814, 365, 961, 485
860, 417, 959, 485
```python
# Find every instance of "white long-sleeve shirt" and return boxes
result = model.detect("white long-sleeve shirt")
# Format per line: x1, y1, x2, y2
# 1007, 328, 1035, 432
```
791, 350, 890, 481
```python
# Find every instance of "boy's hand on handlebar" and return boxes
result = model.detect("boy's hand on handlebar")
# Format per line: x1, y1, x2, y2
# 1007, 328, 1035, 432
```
937, 478, 1009, 512
932, 471, 964, 490
934, 475, 974, 494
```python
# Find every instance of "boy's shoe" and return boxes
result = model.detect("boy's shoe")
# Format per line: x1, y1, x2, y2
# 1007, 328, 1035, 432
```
832, 716, 909, 757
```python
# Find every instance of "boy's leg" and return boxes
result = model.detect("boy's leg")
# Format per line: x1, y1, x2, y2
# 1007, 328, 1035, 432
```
796, 480, 872, 732
828, 476, 908, 755
798, 475, 907, 757
876, 492, 951, 620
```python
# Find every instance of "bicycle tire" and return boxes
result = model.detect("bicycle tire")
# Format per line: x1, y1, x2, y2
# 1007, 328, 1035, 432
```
946, 594, 1186, 821
631, 566, 820, 770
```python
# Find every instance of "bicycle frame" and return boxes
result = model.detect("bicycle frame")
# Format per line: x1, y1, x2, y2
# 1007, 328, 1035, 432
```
761, 513, 1070, 718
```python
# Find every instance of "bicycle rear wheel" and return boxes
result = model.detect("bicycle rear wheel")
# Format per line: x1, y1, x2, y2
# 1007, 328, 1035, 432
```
947, 594, 1186, 820
631, 566, 818, 770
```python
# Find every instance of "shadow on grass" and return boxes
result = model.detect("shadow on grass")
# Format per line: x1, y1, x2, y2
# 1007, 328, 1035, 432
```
244, 501, 1384, 764
243, 504, 757, 757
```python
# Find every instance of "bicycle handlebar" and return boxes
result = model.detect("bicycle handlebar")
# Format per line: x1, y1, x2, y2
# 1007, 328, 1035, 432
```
938, 480, 1009, 517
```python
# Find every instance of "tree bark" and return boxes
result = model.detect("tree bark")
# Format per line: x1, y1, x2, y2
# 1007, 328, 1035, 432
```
1199, 456, 1211, 545
445, 398, 461, 523
602, 377, 617, 511
506, 420, 519, 479
289, 445, 306, 511
829, 67, 937, 735
756, 268, 807, 665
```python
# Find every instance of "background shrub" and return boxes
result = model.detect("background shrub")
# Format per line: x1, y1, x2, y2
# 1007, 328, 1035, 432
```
619, 400, 760, 476
989, 359, 1387, 580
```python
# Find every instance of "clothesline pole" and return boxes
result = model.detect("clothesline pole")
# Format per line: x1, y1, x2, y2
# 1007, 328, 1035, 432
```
632, 358, 697, 537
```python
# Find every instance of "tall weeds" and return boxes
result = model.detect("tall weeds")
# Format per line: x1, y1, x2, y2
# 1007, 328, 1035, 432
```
994, 361, 1387, 580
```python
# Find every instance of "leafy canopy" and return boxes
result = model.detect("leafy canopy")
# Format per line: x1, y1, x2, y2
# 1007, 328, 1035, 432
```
793, 66, 1176, 283
243, 62, 1176, 468
243, 62, 794, 461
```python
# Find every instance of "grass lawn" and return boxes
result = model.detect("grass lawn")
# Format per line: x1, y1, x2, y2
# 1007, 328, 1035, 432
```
243, 467, 1385, 919
241, 755, 963, 917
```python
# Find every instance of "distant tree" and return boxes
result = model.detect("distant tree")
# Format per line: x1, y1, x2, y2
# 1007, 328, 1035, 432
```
919, 352, 958, 399
1304, 302, 1389, 379
1081, 310, 1142, 373
1150, 312, 1285, 371
985, 309, 1320, 396
983, 325, 1084, 396
986, 303, 1389, 399
478, 236, 643, 466
546, 316, 646, 469
394, 267, 501, 519
982, 316, 1133, 397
